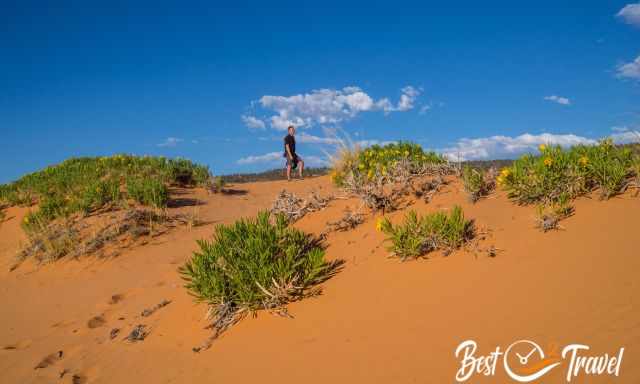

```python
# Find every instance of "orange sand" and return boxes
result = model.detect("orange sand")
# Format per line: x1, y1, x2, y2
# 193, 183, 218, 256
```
1, 176, 638, 383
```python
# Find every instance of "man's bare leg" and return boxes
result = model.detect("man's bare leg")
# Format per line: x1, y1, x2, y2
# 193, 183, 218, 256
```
286, 164, 292, 181
298, 160, 304, 179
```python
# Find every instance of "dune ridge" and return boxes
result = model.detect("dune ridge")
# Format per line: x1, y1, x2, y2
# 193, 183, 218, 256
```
1, 175, 638, 383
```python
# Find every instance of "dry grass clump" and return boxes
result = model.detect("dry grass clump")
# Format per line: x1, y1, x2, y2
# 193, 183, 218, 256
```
17, 221, 79, 263
329, 142, 456, 213
461, 166, 497, 203
271, 190, 332, 222
181, 212, 342, 351
326, 209, 364, 232
535, 196, 574, 232
208, 177, 226, 194
378, 206, 474, 261
340, 158, 455, 213
17, 208, 172, 264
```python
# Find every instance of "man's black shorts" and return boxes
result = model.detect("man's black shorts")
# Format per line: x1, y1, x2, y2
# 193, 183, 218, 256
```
286, 154, 300, 169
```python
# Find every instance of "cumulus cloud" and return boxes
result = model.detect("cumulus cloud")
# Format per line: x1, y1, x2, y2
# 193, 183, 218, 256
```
616, 55, 640, 80
236, 151, 329, 167
241, 115, 266, 130
236, 152, 282, 165
611, 128, 640, 144
441, 133, 596, 161
157, 137, 184, 147
419, 104, 432, 115
617, 3, 640, 27
296, 132, 342, 145
253, 86, 421, 130
543, 95, 571, 105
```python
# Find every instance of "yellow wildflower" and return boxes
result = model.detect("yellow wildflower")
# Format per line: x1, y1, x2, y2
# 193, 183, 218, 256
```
579, 156, 588, 166
367, 169, 374, 179
404, 150, 409, 157
496, 175, 504, 185
539, 144, 547, 152
544, 157, 553, 167
500, 168, 511, 177
375, 217, 385, 232
23, 216, 30, 224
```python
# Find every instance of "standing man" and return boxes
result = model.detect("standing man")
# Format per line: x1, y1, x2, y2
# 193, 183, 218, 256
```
284, 125, 304, 181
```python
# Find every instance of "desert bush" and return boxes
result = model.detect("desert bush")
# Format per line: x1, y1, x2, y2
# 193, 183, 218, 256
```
167, 158, 211, 186
461, 166, 496, 202
0, 155, 210, 228
499, 140, 635, 204
378, 206, 474, 261
535, 194, 574, 232
210, 176, 226, 193
77, 179, 121, 213
126, 177, 169, 208
271, 190, 332, 222
330, 142, 449, 186
17, 221, 79, 263
180, 211, 340, 339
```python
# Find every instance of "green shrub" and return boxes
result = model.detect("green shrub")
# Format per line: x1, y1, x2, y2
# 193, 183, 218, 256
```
126, 177, 169, 208
0, 155, 210, 227
77, 179, 121, 213
461, 166, 495, 202
180, 211, 340, 336
499, 140, 635, 204
210, 176, 225, 193
331, 142, 448, 186
378, 206, 474, 261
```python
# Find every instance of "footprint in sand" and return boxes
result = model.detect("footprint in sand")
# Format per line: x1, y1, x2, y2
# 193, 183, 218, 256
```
34, 350, 63, 369
3, 339, 32, 350
108, 293, 124, 305
87, 315, 106, 329
60, 371, 87, 384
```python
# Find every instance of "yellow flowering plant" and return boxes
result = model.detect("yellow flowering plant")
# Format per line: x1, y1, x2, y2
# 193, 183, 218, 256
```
500, 139, 637, 207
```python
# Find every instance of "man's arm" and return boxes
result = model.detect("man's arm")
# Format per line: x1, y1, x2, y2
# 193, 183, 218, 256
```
285, 143, 293, 159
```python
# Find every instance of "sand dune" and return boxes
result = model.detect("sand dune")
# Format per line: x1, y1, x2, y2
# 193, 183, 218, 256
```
1, 176, 638, 383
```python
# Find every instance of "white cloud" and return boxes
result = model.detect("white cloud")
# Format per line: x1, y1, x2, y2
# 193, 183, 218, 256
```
236, 152, 282, 165
612, 129, 640, 144
296, 132, 342, 145
419, 104, 432, 115
441, 133, 596, 161
617, 3, 640, 27
236, 151, 330, 167
616, 55, 640, 80
157, 137, 183, 147
302, 155, 331, 167
241, 115, 266, 130
254, 85, 421, 130
543, 95, 571, 105
611, 126, 630, 133
397, 86, 420, 111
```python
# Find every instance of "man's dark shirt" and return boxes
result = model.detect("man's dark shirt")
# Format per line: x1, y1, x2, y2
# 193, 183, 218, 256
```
284, 134, 296, 157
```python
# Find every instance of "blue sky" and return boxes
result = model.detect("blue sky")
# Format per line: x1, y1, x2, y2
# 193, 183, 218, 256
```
1, 1, 639, 183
